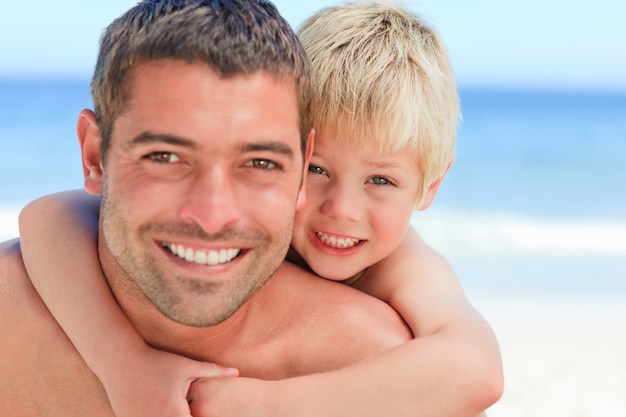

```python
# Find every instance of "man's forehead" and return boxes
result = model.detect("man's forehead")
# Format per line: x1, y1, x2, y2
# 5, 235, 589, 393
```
123, 61, 298, 113
111, 61, 301, 154
126, 60, 296, 93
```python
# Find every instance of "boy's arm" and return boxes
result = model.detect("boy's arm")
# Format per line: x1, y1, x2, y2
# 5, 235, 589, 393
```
18, 190, 236, 417
189, 226, 503, 417
341, 225, 503, 415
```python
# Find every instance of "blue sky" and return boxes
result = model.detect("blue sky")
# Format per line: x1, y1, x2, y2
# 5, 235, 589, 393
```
1, 0, 624, 91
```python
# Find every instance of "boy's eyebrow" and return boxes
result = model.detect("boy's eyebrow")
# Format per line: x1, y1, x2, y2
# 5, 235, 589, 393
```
364, 160, 404, 169
127, 132, 196, 149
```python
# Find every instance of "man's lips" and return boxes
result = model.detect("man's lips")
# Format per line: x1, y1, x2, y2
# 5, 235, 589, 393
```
161, 242, 240, 266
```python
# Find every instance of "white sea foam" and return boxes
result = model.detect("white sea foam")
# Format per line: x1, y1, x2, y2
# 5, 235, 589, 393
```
0, 203, 22, 241
412, 209, 626, 260
4, 202, 626, 259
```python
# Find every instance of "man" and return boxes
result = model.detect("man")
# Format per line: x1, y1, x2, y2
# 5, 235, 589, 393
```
0, 1, 409, 415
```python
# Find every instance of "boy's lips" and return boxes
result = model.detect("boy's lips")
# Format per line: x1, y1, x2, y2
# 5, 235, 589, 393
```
315, 231, 361, 249
161, 242, 241, 266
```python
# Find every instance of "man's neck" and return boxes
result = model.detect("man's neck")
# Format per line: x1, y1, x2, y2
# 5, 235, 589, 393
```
97, 232, 261, 362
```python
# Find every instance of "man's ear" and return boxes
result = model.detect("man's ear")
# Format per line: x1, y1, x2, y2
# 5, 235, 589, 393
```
416, 156, 454, 211
77, 109, 104, 195
295, 128, 315, 211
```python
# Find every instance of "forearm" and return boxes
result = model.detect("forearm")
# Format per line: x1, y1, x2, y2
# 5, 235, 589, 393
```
272, 330, 502, 417
191, 322, 502, 417
18, 190, 148, 377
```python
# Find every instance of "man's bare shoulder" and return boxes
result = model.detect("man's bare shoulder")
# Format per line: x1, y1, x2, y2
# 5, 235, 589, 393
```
0, 239, 58, 319
0, 239, 30, 304
268, 262, 412, 374
276, 261, 411, 334
0, 239, 113, 416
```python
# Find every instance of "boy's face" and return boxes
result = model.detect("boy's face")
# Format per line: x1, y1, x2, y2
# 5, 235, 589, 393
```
291, 132, 421, 282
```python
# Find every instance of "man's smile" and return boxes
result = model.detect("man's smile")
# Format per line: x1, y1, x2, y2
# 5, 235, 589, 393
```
161, 242, 241, 266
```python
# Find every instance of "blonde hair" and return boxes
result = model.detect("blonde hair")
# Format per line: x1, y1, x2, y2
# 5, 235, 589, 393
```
298, 0, 460, 204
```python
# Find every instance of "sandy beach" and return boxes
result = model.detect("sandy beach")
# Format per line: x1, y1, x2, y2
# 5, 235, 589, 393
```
472, 292, 626, 417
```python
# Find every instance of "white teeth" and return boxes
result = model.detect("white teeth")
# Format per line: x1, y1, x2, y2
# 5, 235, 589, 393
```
316, 232, 360, 249
162, 242, 240, 266
194, 251, 207, 264
208, 251, 219, 265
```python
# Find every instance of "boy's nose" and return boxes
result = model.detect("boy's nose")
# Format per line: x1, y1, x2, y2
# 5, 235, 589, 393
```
319, 182, 363, 223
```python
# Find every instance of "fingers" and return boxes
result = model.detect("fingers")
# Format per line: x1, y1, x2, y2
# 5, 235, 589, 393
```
166, 351, 239, 380
186, 378, 210, 408
191, 361, 239, 379
203, 365, 239, 378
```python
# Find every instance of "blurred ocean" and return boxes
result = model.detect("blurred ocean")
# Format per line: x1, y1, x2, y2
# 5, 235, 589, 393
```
414, 88, 626, 296
1, 79, 625, 296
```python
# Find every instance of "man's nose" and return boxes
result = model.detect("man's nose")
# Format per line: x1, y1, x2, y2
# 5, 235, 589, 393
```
177, 168, 242, 233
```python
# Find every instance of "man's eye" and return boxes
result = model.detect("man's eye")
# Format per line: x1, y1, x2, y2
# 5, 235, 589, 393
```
246, 159, 278, 170
308, 165, 326, 175
147, 152, 180, 163
368, 176, 392, 186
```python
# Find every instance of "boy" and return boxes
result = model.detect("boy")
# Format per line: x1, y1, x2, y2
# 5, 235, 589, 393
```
19, 1, 503, 416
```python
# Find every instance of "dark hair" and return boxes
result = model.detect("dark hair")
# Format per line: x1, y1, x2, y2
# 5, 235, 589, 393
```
92, 0, 312, 161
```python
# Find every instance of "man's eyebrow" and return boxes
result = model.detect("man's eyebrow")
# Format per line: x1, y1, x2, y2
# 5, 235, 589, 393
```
126, 133, 296, 158
127, 132, 197, 149
239, 141, 296, 158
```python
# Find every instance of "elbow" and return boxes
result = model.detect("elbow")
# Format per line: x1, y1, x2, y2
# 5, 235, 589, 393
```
475, 362, 504, 411
456, 316, 505, 413
462, 351, 505, 414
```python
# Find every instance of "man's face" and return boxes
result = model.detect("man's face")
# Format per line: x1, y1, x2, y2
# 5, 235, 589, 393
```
94, 60, 308, 327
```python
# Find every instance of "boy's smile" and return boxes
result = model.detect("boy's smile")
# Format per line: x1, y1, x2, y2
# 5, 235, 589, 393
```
315, 231, 361, 250
291, 133, 421, 282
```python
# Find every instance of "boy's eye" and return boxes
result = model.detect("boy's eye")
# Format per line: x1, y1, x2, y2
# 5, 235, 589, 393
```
308, 165, 326, 175
368, 176, 392, 186
245, 159, 279, 170
147, 152, 180, 163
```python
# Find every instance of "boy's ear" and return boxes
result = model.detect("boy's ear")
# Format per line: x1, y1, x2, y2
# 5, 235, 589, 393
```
77, 109, 104, 195
416, 157, 454, 211
295, 128, 315, 211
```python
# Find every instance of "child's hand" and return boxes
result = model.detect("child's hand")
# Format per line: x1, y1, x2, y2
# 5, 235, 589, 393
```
187, 377, 276, 417
101, 344, 238, 417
